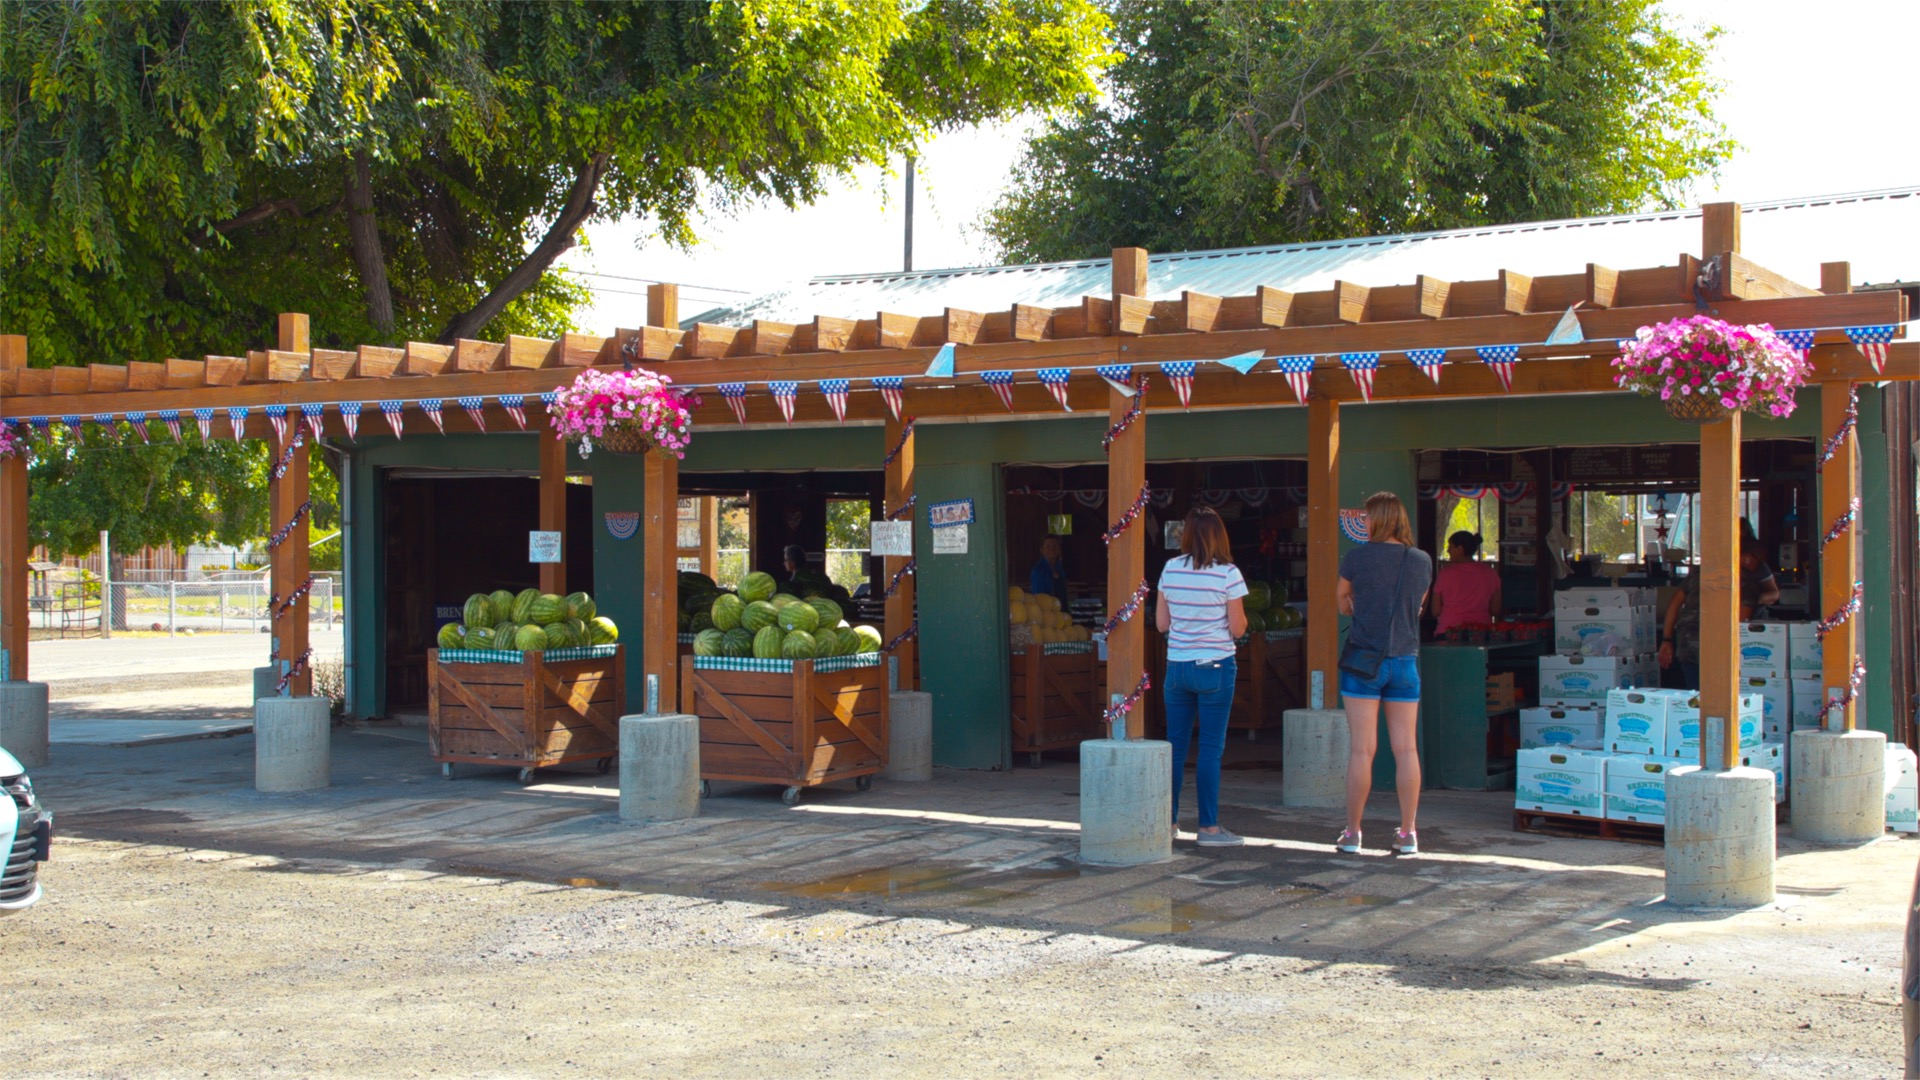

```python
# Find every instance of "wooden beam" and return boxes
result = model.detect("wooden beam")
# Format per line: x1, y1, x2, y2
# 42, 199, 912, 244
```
687, 323, 741, 359
647, 283, 679, 331
402, 341, 454, 376
752, 320, 796, 356
1369, 276, 1450, 321
1821, 262, 1852, 295
1698, 411, 1741, 768
454, 338, 507, 373
642, 449, 680, 711
1713, 253, 1819, 301
1820, 383, 1860, 731
1306, 396, 1340, 706
310, 349, 356, 381
166, 358, 207, 388
559, 333, 604, 367
1115, 294, 1154, 336
1011, 304, 1053, 342
506, 335, 555, 370
1701, 201, 1741, 256
814, 315, 857, 352
883, 412, 916, 692
265, 351, 307, 382
538, 428, 567, 596
1181, 290, 1224, 332
126, 361, 166, 391
87, 364, 129, 392
12, 370, 50, 396
0, 336, 26, 680
352, 345, 402, 379
51, 366, 89, 395
270, 314, 311, 698
943, 308, 986, 345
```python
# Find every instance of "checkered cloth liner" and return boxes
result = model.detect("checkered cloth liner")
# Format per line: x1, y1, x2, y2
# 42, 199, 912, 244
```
1013, 642, 1096, 656
678, 632, 697, 644
692, 652, 882, 673
439, 645, 619, 665
1263, 629, 1305, 641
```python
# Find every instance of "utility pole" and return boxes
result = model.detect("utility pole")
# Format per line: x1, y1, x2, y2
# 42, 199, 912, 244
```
903, 155, 915, 272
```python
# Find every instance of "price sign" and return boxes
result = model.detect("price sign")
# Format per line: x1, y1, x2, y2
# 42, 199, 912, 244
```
869, 520, 913, 557
529, 530, 563, 563
932, 525, 969, 555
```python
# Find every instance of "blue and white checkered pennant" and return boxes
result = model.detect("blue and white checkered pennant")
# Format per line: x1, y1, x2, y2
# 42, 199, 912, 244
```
1406, 349, 1447, 386
719, 383, 748, 424
225, 406, 249, 443
1094, 364, 1136, 397
1275, 354, 1315, 403
1340, 352, 1380, 402
1846, 325, 1895, 374
457, 396, 487, 433
339, 402, 362, 441
300, 403, 325, 440
872, 376, 905, 421
819, 379, 849, 423
1778, 329, 1817, 365
1477, 344, 1519, 392
1037, 367, 1073, 411
379, 400, 405, 440
1160, 361, 1196, 408
419, 398, 445, 435
980, 370, 1016, 411
770, 380, 798, 424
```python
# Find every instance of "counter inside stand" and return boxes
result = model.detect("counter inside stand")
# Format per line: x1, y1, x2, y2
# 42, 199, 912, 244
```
1413, 640, 1548, 791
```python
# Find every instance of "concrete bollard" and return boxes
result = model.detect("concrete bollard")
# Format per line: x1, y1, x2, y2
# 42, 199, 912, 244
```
882, 691, 933, 782
1282, 708, 1349, 808
254, 695, 331, 792
0, 681, 51, 768
253, 665, 278, 703
1665, 765, 1776, 907
620, 713, 699, 823
1792, 729, 1888, 844
1080, 739, 1172, 866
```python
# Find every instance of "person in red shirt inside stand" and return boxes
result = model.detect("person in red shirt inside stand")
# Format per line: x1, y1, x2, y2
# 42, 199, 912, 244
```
1430, 531, 1503, 637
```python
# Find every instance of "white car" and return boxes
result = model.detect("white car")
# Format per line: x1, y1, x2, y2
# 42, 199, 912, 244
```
1, 746, 50, 915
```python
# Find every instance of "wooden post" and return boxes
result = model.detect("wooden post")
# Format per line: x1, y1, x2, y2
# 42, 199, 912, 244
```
1306, 395, 1341, 707
1108, 247, 1149, 737
537, 432, 567, 595
639, 282, 682, 712
1819, 384, 1860, 731
647, 283, 679, 332
1699, 413, 1742, 768
1701, 202, 1741, 258
883, 411, 917, 690
270, 313, 312, 696
0, 335, 28, 680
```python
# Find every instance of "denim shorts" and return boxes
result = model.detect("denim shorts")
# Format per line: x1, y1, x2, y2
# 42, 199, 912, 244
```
1339, 655, 1421, 703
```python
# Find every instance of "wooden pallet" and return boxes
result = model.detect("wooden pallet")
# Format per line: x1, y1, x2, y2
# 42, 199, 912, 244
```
1512, 808, 1665, 845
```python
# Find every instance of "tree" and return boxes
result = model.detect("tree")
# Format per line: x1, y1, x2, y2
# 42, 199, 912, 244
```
985, 0, 1733, 262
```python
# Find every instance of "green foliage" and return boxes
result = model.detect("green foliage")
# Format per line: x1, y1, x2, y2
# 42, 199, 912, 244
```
986, 0, 1733, 262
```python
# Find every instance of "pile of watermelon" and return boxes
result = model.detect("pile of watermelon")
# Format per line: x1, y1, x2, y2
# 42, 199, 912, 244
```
690, 569, 881, 661
1242, 579, 1304, 632
438, 588, 618, 653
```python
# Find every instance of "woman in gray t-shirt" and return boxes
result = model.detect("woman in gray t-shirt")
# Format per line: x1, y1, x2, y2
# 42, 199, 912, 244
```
1334, 492, 1433, 857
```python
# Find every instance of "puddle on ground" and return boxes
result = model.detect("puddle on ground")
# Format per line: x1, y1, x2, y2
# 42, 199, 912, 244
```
1302, 893, 1399, 908
757, 863, 1081, 909
441, 864, 618, 890
1109, 895, 1238, 935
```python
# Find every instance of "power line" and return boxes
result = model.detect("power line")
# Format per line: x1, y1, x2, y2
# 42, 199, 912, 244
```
553, 266, 752, 294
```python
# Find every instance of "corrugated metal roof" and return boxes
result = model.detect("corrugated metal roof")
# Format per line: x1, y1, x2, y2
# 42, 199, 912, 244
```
685, 186, 1920, 327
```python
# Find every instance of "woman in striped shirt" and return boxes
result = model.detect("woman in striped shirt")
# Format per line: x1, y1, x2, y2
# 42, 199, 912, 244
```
1154, 506, 1250, 847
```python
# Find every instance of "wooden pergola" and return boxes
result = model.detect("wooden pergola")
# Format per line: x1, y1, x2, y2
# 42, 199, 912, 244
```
0, 202, 1910, 768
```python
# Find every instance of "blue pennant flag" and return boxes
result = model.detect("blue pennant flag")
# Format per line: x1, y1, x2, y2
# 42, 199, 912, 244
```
1215, 349, 1263, 374
923, 342, 955, 379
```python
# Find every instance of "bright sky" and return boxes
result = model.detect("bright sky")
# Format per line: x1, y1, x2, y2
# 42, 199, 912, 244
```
564, 1, 1920, 330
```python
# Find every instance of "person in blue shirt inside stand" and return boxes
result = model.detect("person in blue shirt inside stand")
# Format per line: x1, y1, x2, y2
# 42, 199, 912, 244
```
1029, 536, 1070, 605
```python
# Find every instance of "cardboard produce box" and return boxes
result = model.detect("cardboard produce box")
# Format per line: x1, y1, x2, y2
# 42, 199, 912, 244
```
1554, 605, 1655, 656
1516, 747, 1607, 816
1540, 655, 1642, 708
1743, 741, 1785, 804
1888, 745, 1918, 834
1738, 622, 1789, 678
1520, 706, 1603, 749
1790, 675, 1826, 729
1604, 688, 1672, 756
1605, 754, 1677, 824
1666, 692, 1763, 760
1554, 588, 1653, 616
1786, 622, 1823, 676
1739, 675, 1792, 735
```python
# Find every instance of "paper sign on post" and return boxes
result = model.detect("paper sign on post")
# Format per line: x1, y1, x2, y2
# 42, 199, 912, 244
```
932, 525, 969, 555
529, 530, 563, 563
869, 520, 913, 557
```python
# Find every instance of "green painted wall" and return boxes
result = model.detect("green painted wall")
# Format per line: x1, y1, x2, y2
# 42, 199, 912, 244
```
588, 452, 650, 714
1858, 386, 1895, 736
914, 459, 1012, 770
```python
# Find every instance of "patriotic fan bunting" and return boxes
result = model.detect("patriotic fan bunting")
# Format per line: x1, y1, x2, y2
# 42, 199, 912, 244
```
192, 408, 213, 441
872, 376, 905, 421
339, 402, 362, 441
1847, 325, 1895, 374
1407, 348, 1446, 385
1477, 344, 1519, 392
300, 403, 325, 440
457, 396, 487, 433
820, 379, 849, 423
126, 411, 150, 443
1779, 329, 1816, 365
420, 399, 445, 434
380, 400, 405, 440
1340, 352, 1380, 402
770, 381, 798, 424
226, 407, 249, 442
157, 410, 182, 442
497, 394, 527, 430
1275, 355, 1315, 403
719, 383, 749, 424
1094, 364, 1136, 397
980, 371, 1016, 410
1037, 368, 1073, 411
1160, 361, 1196, 408
265, 404, 290, 445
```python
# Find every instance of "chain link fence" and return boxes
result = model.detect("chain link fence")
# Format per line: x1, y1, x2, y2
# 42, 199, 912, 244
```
35, 571, 342, 637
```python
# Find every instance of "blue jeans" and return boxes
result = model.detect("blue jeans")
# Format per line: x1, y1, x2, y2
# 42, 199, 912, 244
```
1163, 656, 1235, 828
1339, 655, 1422, 703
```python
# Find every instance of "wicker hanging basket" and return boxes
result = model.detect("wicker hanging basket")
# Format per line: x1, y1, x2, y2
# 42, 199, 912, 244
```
594, 427, 654, 455
1664, 393, 1732, 424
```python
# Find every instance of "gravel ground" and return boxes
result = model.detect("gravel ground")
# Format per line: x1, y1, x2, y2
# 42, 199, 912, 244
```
2, 836, 1903, 1078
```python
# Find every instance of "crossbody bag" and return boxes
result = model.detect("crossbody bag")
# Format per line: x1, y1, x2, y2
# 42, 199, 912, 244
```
1338, 545, 1414, 680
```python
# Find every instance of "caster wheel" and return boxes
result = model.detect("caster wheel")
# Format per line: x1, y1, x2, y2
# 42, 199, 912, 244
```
698, 780, 711, 799
596, 756, 614, 775
1029, 751, 1043, 768
855, 774, 873, 792
441, 762, 454, 781
518, 767, 536, 786
781, 786, 802, 806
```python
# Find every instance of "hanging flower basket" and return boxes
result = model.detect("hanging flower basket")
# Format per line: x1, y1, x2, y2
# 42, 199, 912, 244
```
1613, 315, 1810, 423
0, 422, 29, 461
546, 367, 699, 459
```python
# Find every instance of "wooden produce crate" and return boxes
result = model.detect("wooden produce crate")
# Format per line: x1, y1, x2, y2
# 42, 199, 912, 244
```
1010, 643, 1103, 765
681, 654, 888, 804
1230, 631, 1307, 740
428, 645, 625, 784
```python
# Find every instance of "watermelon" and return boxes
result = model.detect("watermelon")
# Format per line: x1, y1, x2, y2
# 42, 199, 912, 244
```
510, 588, 540, 624
679, 570, 717, 592
769, 593, 800, 610
738, 571, 776, 603
464, 625, 495, 648
488, 590, 515, 621
852, 625, 882, 653
587, 616, 619, 644
836, 628, 863, 656
806, 597, 842, 629
721, 627, 754, 657
566, 618, 589, 644
752, 625, 785, 659
1243, 610, 1265, 634
529, 593, 566, 625
543, 621, 577, 648
689, 611, 715, 633
681, 590, 714, 614
741, 600, 779, 633
780, 630, 817, 660
711, 594, 744, 631
692, 629, 725, 657
1244, 581, 1272, 613
462, 594, 493, 629
1269, 582, 1290, 607
437, 623, 466, 650
571, 593, 597, 621
514, 625, 549, 652
494, 619, 518, 641
776, 601, 819, 634
676, 609, 692, 631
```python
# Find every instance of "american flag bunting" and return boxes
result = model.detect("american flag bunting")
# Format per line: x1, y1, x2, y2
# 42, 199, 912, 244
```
420, 399, 445, 434
1477, 345, 1519, 392
457, 396, 488, 433
980, 371, 1016, 410
192, 408, 213, 441
1160, 361, 1196, 408
380, 400, 405, 440
1407, 349, 1446, 385
770, 381, 799, 424
1778, 329, 1817, 366
339, 402, 362, 441
157, 411, 182, 442
127, 411, 150, 443
820, 379, 849, 423
872, 377, 905, 421
226, 406, 249, 442
497, 395, 526, 430
1340, 352, 1380, 403
719, 383, 749, 424
1094, 364, 1136, 397
264, 404, 290, 446
1846, 325, 1895, 374
1037, 368, 1073, 411
301, 404, 325, 441
1275, 355, 1315, 403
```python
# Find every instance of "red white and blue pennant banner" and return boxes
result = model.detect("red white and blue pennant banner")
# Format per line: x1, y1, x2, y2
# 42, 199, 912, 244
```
380, 400, 405, 440
1779, 329, 1816, 365
872, 376, 905, 421
980, 370, 1016, 410
1848, 325, 1894, 374
264, 405, 290, 445
419, 398, 445, 434
1276, 354, 1314, 403
339, 402, 362, 441
1094, 364, 1136, 397
1038, 367, 1073, 411
769, 380, 798, 424
820, 379, 849, 423
1160, 361, 1195, 408
718, 383, 748, 424
226, 407, 248, 442
1477, 345, 1518, 392
1407, 349, 1446, 385
457, 396, 487, 433
301, 403, 324, 440
1340, 352, 1379, 403
497, 394, 526, 430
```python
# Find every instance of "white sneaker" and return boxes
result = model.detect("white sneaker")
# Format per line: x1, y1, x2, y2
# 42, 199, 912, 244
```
1335, 828, 1363, 854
